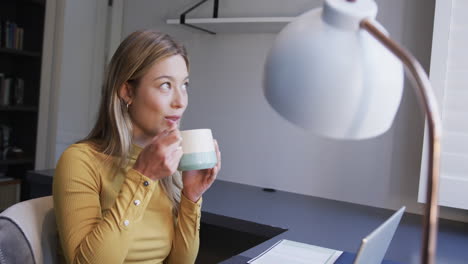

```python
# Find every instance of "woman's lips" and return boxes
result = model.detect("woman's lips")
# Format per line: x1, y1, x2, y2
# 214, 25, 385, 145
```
165, 116, 181, 124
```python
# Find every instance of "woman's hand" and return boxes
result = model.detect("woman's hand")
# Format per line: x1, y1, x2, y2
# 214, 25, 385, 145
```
133, 123, 183, 181
182, 140, 221, 202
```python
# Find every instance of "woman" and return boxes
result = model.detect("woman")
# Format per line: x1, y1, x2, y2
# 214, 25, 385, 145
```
53, 30, 221, 264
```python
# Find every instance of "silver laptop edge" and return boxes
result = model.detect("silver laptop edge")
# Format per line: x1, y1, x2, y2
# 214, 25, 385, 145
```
353, 206, 406, 264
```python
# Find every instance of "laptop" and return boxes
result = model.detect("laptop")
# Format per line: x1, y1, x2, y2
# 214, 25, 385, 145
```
353, 206, 406, 264
248, 206, 406, 264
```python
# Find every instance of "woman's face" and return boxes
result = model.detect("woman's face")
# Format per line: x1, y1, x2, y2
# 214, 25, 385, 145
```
126, 54, 188, 145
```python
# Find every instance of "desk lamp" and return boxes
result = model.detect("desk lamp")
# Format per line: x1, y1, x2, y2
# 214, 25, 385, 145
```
263, 0, 441, 263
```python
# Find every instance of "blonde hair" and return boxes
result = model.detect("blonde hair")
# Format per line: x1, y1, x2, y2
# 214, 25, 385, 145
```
82, 30, 189, 216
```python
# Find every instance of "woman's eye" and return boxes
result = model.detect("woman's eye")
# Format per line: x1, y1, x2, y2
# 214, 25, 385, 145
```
160, 82, 171, 91
181, 82, 189, 91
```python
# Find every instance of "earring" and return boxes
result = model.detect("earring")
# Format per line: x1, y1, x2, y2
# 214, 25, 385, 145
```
125, 100, 131, 110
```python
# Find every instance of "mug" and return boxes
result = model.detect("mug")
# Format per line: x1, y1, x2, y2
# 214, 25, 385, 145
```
178, 129, 217, 171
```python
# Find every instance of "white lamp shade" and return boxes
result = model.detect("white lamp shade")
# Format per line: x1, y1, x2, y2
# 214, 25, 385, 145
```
263, 0, 404, 139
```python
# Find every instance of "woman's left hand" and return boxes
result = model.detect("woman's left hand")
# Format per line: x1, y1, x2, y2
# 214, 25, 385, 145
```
182, 140, 221, 203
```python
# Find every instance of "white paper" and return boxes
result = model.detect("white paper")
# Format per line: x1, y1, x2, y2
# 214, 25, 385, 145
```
248, 239, 342, 264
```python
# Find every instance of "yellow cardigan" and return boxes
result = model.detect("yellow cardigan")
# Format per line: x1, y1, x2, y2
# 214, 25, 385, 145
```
53, 143, 201, 264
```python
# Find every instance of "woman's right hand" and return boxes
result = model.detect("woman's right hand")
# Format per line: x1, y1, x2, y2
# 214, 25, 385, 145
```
133, 123, 183, 181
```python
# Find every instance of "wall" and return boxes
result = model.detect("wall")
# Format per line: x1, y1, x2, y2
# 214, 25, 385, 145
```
50, 0, 109, 162
37, 0, 126, 169
121, 0, 467, 222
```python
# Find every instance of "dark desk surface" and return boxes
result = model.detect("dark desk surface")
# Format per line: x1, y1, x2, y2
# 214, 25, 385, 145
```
200, 181, 468, 264
28, 169, 468, 264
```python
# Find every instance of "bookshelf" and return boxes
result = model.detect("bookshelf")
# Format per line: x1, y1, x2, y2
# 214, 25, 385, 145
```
0, 0, 46, 203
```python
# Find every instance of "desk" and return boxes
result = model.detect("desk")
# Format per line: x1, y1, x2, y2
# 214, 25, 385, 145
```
201, 180, 404, 264
198, 180, 468, 264
27, 170, 468, 264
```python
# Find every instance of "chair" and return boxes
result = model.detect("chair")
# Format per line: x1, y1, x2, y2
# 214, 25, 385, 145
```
0, 196, 57, 264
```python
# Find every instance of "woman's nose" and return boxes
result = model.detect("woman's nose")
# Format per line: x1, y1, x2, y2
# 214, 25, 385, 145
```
171, 88, 186, 109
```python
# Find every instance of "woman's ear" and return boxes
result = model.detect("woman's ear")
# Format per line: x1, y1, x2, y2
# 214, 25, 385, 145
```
119, 82, 134, 104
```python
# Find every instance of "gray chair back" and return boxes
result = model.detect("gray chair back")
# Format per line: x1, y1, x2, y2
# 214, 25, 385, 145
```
0, 196, 57, 264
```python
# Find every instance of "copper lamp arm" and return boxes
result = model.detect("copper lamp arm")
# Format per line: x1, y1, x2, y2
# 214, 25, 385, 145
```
360, 19, 442, 264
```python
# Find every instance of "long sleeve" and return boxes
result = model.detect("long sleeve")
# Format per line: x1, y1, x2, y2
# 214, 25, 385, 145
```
53, 146, 156, 264
166, 194, 202, 264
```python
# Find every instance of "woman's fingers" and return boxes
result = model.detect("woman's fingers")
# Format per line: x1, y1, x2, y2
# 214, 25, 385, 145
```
215, 139, 221, 170
151, 122, 177, 142
199, 140, 219, 183
168, 146, 183, 170
159, 126, 182, 150
134, 123, 184, 180
211, 139, 221, 178
150, 124, 182, 161
179, 139, 220, 201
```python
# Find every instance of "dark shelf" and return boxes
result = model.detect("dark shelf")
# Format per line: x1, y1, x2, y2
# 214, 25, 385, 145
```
0, 48, 41, 58
0, 106, 38, 112
21, 0, 45, 8
0, 158, 34, 165
4, 0, 45, 5
0, 177, 21, 185
20, 0, 46, 7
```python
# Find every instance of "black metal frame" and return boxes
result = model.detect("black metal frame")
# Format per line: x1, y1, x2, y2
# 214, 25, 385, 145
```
179, 0, 219, 34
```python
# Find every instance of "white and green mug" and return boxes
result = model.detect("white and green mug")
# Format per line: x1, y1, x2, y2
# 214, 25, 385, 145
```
178, 129, 217, 171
